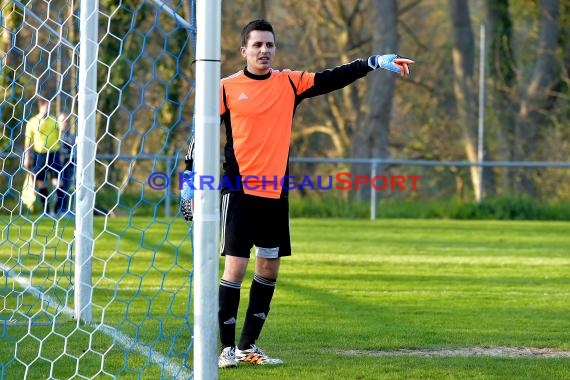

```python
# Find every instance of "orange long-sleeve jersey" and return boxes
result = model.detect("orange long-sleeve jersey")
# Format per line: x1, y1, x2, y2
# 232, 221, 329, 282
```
220, 59, 373, 198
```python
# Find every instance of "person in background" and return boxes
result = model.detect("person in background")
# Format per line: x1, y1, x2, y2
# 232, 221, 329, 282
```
24, 98, 65, 216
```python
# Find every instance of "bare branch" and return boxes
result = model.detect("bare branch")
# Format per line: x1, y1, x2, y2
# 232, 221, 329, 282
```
398, 20, 429, 51
398, 0, 423, 17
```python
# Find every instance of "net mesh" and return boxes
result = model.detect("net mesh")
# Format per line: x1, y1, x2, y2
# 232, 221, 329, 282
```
0, 0, 196, 378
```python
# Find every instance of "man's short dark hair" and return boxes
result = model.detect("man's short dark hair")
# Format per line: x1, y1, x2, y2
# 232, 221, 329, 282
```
240, 19, 275, 47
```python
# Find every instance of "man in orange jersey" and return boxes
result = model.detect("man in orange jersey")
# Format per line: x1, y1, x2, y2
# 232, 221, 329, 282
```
182, 19, 414, 368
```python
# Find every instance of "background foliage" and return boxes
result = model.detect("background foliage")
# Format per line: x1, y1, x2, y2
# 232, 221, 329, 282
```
1, 0, 568, 214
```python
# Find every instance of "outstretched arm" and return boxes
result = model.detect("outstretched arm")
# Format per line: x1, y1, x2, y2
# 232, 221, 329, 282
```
298, 59, 371, 99
298, 54, 415, 100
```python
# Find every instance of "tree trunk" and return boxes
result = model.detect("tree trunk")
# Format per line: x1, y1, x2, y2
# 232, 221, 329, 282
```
448, 0, 484, 201
1, 4, 23, 153
514, 0, 560, 195
486, 0, 517, 194
351, 0, 397, 200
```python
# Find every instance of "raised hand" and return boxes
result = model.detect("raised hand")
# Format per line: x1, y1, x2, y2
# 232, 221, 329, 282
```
368, 54, 415, 77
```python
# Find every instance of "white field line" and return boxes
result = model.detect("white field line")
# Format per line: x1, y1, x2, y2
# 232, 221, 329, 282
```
337, 347, 570, 358
0, 263, 193, 380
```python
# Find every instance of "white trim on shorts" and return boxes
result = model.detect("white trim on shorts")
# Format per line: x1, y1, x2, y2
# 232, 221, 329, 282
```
219, 193, 230, 253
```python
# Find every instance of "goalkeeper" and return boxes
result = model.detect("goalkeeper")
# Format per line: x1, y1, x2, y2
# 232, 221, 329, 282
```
181, 19, 414, 368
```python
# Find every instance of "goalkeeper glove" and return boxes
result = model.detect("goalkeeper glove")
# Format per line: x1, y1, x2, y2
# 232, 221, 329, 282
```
180, 139, 195, 222
368, 54, 415, 76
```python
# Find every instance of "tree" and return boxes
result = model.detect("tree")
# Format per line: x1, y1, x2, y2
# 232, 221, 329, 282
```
485, 0, 564, 197
275, 0, 372, 159
485, 0, 517, 193
448, 0, 490, 202
513, 0, 560, 194
349, 0, 398, 200
354, 0, 397, 160
0, 3, 24, 154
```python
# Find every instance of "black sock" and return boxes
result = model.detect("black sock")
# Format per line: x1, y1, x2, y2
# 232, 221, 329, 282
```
238, 274, 276, 350
219, 279, 241, 349
38, 187, 49, 213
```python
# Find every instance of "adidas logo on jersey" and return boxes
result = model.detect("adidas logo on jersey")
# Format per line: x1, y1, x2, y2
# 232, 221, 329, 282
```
238, 92, 249, 100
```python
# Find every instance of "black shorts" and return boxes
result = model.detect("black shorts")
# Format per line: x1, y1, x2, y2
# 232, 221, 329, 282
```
220, 192, 291, 258
33, 152, 62, 183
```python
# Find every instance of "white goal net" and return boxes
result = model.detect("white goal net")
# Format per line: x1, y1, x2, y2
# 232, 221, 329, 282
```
0, 0, 204, 378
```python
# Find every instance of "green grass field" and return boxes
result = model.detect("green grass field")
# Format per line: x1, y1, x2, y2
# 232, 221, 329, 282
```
1, 217, 569, 379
